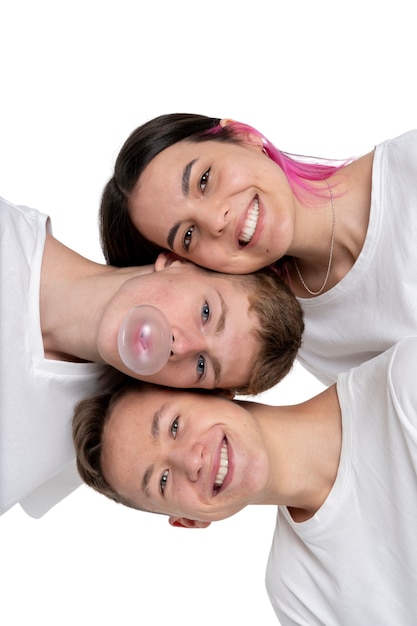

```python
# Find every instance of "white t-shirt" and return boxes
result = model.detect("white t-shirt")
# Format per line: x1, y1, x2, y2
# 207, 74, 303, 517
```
266, 337, 417, 625
297, 130, 417, 385
0, 197, 113, 518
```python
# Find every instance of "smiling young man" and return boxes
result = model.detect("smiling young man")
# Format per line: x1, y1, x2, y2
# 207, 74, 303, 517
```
74, 338, 417, 625
1, 195, 303, 519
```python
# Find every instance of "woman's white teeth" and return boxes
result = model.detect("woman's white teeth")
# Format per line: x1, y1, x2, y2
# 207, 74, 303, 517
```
240, 197, 259, 244
214, 442, 229, 489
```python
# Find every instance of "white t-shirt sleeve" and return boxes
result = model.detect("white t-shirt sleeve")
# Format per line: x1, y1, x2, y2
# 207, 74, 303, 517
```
19, 461, 82, 518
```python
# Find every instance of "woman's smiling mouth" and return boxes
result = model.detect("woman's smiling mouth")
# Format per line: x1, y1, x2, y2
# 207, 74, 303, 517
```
239, 196, 259, 246
214, 439, 229, 493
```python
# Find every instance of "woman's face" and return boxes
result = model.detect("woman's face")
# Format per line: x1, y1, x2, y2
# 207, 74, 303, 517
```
129, 137, 297, 274
101, 387, 270, 523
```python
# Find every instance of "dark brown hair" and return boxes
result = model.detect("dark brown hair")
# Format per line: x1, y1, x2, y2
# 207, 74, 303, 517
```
100, 114, 235, 267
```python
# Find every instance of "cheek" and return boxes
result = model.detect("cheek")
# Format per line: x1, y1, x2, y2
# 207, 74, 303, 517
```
141, 363, 185, 388
229, 257, 260, 274
195, 245, 240, 274
171, 485, 201, 517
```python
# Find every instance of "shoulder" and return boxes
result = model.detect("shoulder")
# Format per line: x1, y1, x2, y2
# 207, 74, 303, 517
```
337, 339, 417, 410
387, 337, 417, 418
371, 130, 417, 208
376, 130, 417, 164
0, 196, 50, 252
336, 339, 417, 444
0, 195, 48, 230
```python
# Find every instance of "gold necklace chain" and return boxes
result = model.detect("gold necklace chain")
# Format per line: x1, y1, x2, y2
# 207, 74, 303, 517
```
294, 179, 335, 296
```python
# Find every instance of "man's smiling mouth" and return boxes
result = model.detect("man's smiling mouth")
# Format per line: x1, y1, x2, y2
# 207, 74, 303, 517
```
214, 439, 229, 493
239, 196, 259, 246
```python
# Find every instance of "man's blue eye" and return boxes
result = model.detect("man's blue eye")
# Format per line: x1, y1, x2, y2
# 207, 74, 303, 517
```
160, 470, 169, 495
202, 302, 210, 322
171, 418, 179, 438
197, 356, 206, 379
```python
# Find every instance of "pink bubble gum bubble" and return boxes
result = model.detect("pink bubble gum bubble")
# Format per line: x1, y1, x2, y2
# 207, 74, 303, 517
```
117, 305, 173, 375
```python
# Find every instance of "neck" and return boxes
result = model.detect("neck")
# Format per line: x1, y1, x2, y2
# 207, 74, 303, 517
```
288, 151, 374, 297
247, 385, 341, 518
40, 233, 154, 362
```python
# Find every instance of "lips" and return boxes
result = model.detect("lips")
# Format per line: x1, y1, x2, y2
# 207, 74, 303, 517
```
239, 196, 259, 246
213, 439, 229, 493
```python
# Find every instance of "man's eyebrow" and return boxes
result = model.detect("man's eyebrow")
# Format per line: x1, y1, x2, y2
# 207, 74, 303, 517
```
216, 290, 227, 334
141, 464, 154, 499
151, 407, 163, 439
166, 158, 198, 250
213, 290, 227, 387
141, 406, 165, 497
213, 357, 222, 388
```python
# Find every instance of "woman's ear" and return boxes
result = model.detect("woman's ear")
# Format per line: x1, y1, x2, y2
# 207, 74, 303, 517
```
169, 516, 211, 529
155, 252, 189, 272
219, 119, 263, 151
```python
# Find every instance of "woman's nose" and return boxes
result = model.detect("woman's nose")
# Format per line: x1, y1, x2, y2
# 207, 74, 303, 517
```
200, 201, 230, 236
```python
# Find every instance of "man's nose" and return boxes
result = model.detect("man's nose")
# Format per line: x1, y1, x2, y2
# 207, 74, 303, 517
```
171, 442, 204, 482
170, 328, 206, 358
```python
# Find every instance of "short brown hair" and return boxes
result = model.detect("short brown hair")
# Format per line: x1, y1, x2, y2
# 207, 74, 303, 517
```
218, 267, 303, 395
159, 262, 303, 395
72, 380, 147, 509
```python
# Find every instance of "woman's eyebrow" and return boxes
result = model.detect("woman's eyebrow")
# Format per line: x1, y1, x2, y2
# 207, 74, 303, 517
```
167, 158, 199, 250
167, 222, 180, 249
182, 158, 198, 196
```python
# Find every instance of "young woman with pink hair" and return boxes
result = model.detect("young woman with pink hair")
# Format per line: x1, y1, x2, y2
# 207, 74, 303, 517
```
100, 114, 417, 384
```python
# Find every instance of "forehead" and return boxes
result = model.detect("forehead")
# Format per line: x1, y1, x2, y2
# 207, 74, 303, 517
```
135, 138, 236, 197
102, 388, 174, 493
105, 385, 240, 451
109, 387, 178, 432
136, 140, 196, 192
148, 137, 221, 168
104, 386, 214, 468
159, 265, 252, 305
104, 388, 171, 453
184, 269, 256, 321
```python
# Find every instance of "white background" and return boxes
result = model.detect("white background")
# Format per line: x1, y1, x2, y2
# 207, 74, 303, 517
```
0, 1, 416, 625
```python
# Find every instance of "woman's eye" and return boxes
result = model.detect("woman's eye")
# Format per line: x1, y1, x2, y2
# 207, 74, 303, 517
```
201, 301, 210, 323
183, 226, 194, 251
160, 470, 169, 495
170, 418, 179, 438
199, 168, 211, 192
197, 355, 206, 379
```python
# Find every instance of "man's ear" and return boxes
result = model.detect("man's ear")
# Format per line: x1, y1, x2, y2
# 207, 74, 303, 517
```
155, 252, 190, 272
215, 389, 235, 400
169, 516, 211, 529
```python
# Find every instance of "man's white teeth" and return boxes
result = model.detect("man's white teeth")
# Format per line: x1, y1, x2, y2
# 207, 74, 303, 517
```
240, 197, 259, 244
214, 442, 229, 488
